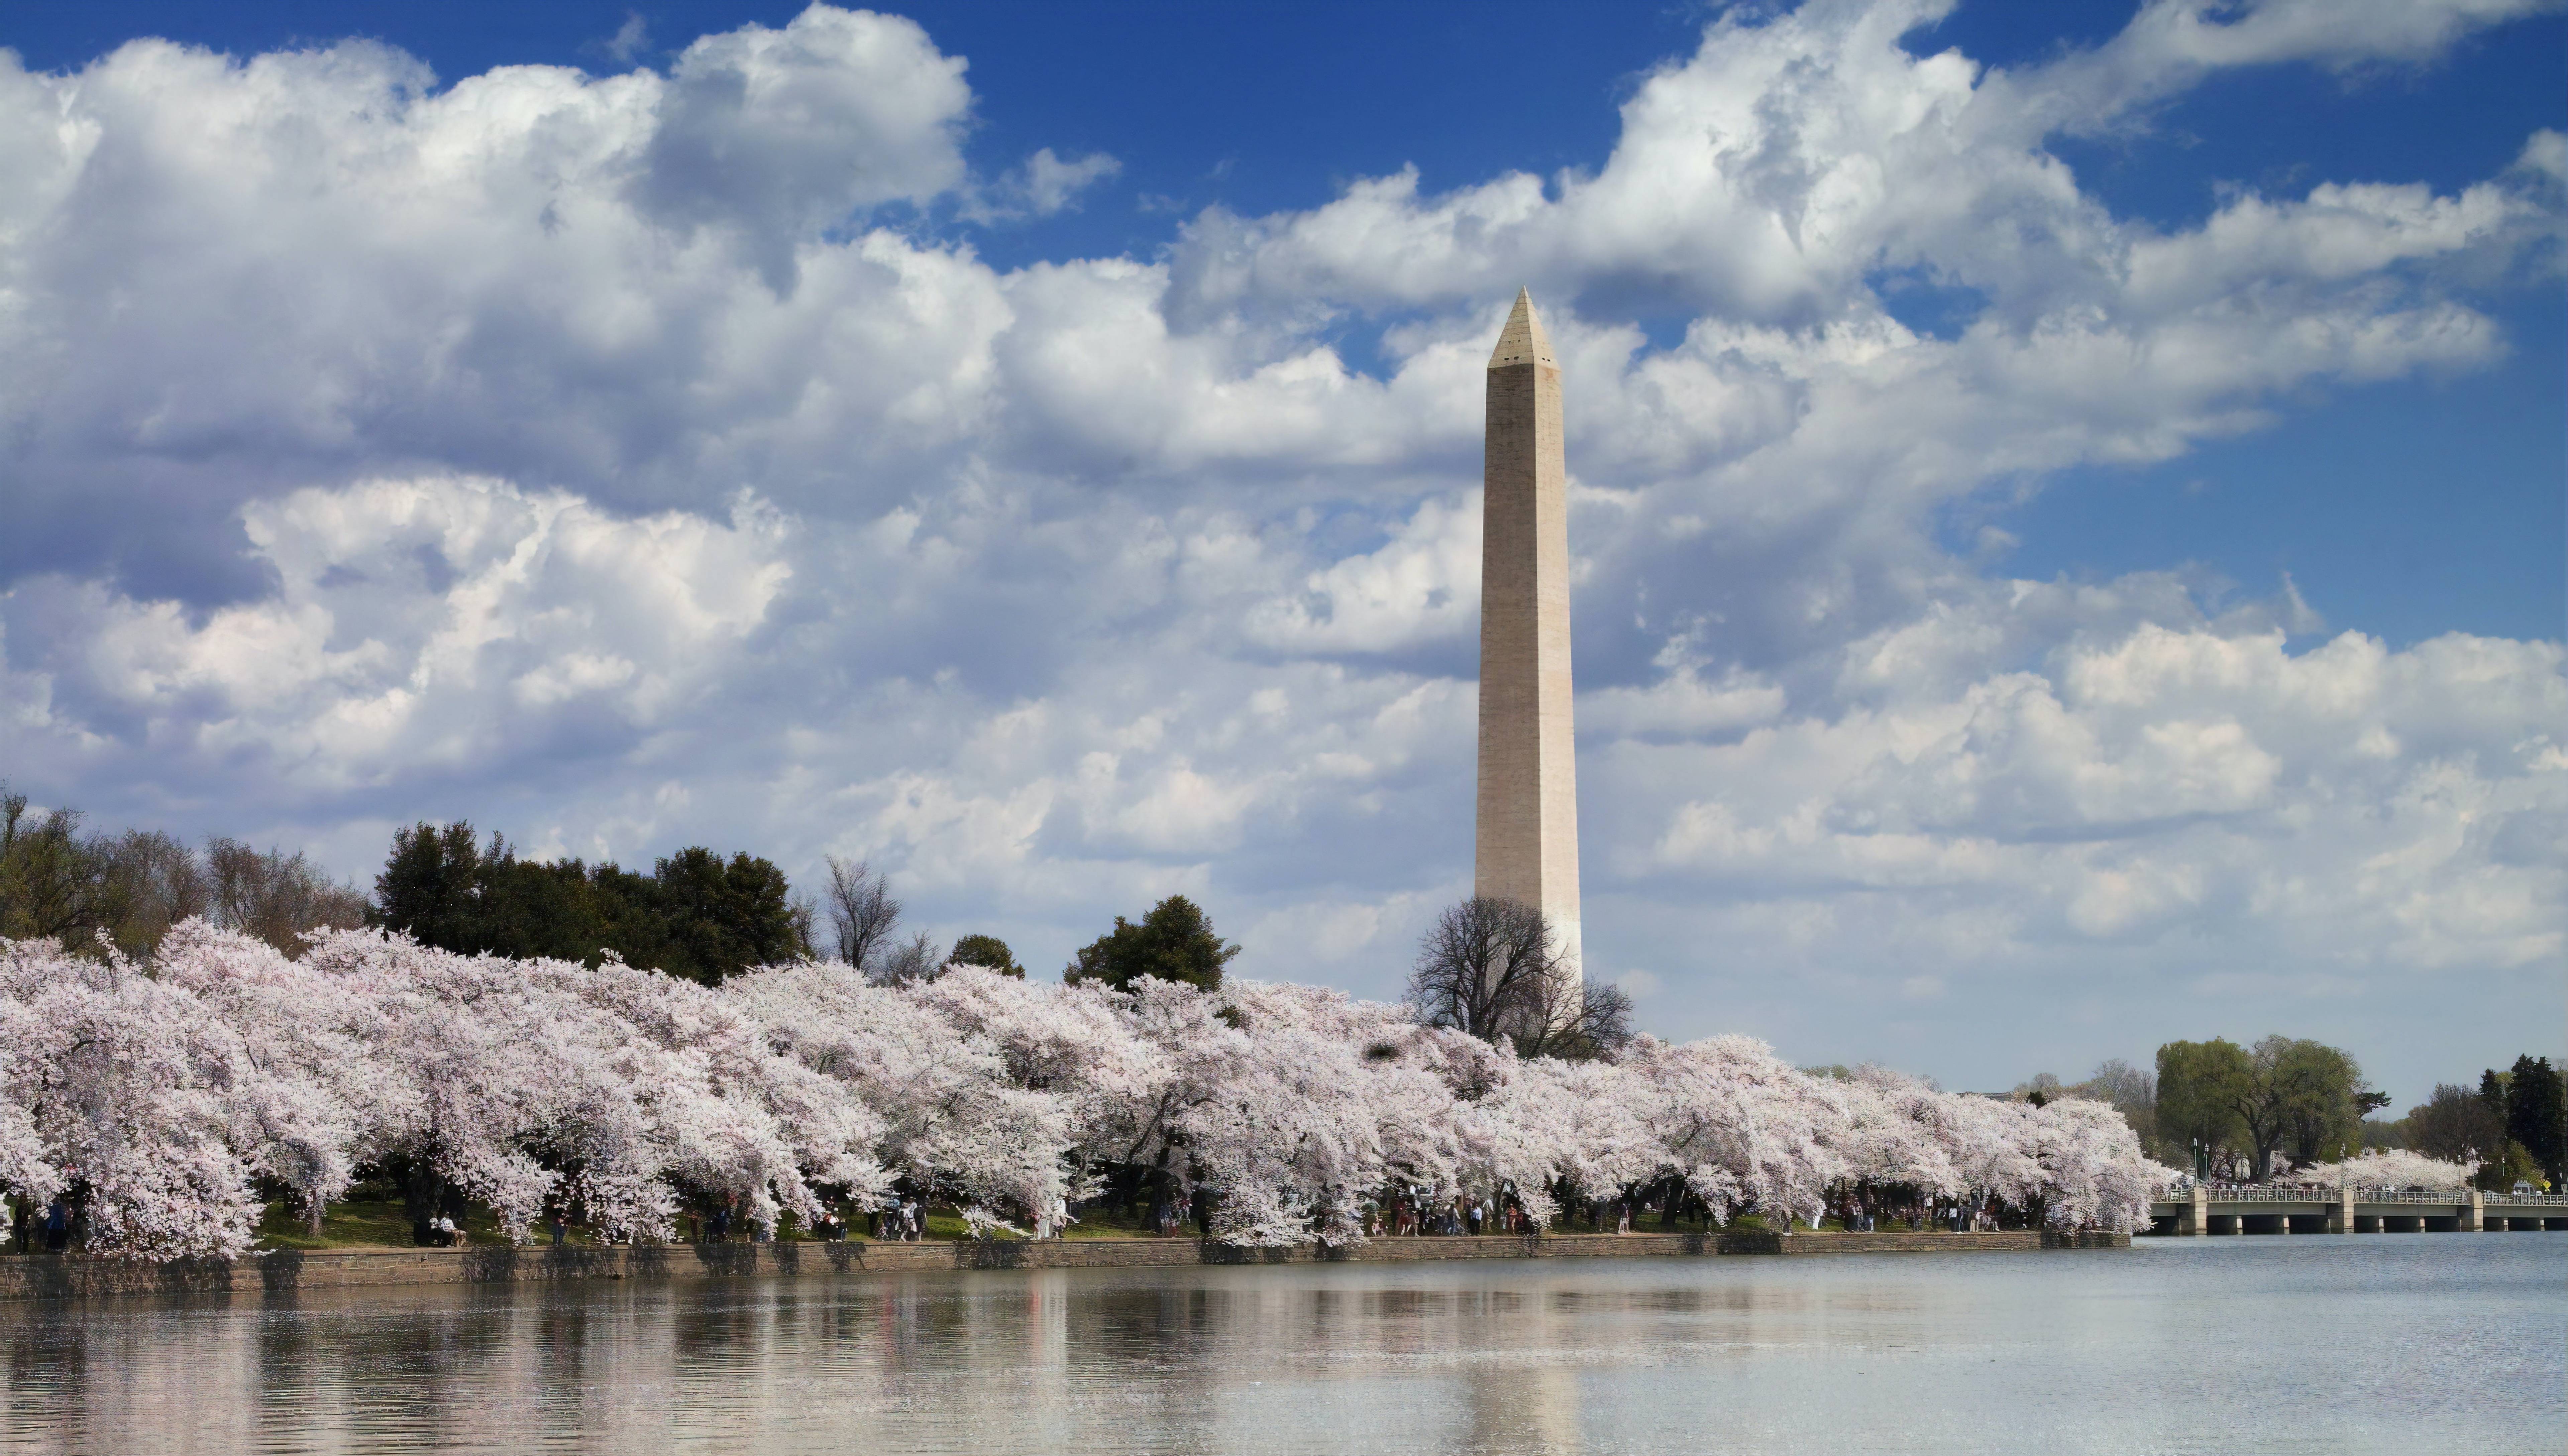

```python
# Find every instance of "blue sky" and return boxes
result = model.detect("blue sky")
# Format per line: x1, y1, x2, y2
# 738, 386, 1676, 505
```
0, 0, 2560, 1104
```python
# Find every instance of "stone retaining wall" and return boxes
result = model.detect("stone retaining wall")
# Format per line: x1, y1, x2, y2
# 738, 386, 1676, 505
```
0, 1228, 2126, 1302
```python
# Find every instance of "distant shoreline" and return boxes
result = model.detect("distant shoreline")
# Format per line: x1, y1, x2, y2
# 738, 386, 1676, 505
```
0, 1229, 2126, 1302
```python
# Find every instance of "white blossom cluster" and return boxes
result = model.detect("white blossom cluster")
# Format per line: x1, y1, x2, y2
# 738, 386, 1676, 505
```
1, 924, 2162, 1260
2286, 1148, 2477, 1191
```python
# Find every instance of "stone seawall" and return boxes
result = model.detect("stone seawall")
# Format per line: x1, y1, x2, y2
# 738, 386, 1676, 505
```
0, 1229, 2125, 1302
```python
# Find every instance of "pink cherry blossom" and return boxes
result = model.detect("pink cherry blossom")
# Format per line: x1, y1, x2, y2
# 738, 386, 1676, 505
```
0, 926, 2168, 1256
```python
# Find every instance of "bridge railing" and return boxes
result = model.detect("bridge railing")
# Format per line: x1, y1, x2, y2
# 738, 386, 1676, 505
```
2149, 1188, 2567, 1207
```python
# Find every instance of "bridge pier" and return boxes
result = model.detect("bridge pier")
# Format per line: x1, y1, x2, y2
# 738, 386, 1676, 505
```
2464, 1192, 2484, 1232
2326, 1188, 2353, 1234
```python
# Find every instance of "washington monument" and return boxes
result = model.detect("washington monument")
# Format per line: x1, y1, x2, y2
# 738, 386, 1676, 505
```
1475, 288, 1582, 981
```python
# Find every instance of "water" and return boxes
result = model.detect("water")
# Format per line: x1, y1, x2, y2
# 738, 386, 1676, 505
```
3, 1236, 2560, 1454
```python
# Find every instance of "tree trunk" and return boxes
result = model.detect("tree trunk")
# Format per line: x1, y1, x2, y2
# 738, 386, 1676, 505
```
396, 1157, 444, 1241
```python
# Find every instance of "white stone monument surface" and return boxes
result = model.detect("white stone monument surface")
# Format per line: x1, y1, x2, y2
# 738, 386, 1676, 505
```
1475, 288, 1581, 980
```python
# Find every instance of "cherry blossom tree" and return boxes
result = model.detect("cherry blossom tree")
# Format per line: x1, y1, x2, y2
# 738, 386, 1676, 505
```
1, 937, 276, 1257
2291, 1147, 2477, 1190
0, 923, 2169, 1255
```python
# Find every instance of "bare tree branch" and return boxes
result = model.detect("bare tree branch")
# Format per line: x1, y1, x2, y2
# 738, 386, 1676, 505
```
1405, 896, 1552, 1042
824, 855, 900, 971
1405, 896, 1631, 1059
872, 930, 946, 987
205, 837, 368, 956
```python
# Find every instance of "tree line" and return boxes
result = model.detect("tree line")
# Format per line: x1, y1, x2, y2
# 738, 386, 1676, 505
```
2011, 1033, 2562, 1190
10, 783, 2543, 1163
2377, 1060, 2566, 1190
1, 788, 1246, 1000
1, 791, 368, 957
7, 789, 1635, 1066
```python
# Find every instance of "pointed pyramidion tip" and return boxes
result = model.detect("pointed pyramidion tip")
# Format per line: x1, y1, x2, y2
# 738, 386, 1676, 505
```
1487, 287, 1557, 369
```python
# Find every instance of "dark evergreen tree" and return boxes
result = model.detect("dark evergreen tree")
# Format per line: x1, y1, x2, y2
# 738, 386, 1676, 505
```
652, 847, 806, 984
949, 933, 1025, 978
373, 822, 488, 951
374, 825, 806, 981
2479, 1066, 2509, 1122
1064, 895, 1238, 992
2506, 1055, 2565, 1186
586, 862, 690, 973
471, 851, 615, 963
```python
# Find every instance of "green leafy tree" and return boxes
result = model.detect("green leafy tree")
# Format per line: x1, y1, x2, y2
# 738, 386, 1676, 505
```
949, 933, 1025, 978
2273, 1039, 2377, 1167
2158, 1035, 2381, 1180
2156, 1039, 2250, 1173
1064, 895, 1238, 992
2226, 1036, 2309, 1178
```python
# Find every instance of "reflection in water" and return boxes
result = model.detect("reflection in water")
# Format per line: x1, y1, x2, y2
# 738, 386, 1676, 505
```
1, 1237, 2561, 1455
1464, 1361, 1582, 1456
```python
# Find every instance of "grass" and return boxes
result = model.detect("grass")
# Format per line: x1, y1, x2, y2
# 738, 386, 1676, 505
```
1059, 1206, 1167, 1239
255, 1199, 511, 1251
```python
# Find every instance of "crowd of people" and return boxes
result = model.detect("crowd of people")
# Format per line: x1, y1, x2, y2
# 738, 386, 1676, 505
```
1366, 1187, 1539, 1237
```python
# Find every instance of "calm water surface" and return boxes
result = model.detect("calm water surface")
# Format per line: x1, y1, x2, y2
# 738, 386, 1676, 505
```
3, 1236, 2560, 1454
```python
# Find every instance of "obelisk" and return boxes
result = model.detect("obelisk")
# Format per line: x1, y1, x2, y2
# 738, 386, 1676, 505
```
1475, 288, 1581, 981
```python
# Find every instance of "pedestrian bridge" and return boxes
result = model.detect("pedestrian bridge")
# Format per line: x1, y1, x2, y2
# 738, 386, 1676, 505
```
2149, 1187, 2568, 1236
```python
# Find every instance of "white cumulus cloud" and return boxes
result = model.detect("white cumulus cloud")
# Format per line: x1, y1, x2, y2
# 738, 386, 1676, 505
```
0, 0, 2557, 1097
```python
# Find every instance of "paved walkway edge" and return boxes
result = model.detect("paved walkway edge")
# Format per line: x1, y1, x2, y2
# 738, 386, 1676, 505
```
0, 1229, 2125, 1301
